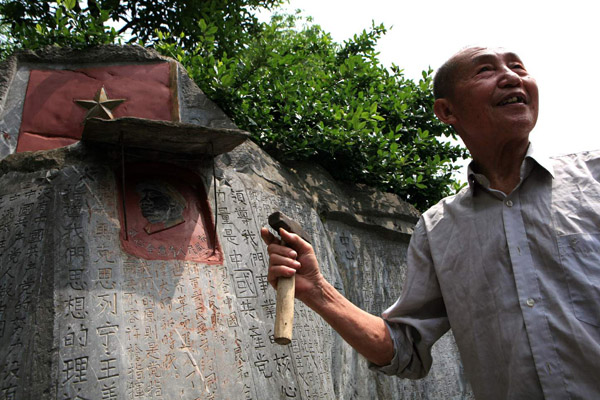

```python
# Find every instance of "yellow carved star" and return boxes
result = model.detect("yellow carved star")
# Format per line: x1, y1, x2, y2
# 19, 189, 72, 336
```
74, 86, 126, 121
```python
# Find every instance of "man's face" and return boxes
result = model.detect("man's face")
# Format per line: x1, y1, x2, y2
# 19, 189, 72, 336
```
436, 48, 539, 152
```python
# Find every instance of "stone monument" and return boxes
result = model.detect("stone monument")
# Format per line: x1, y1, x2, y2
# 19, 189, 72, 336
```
0, 46, 472, 399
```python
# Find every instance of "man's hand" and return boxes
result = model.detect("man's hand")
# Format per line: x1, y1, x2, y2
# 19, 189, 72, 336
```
261, 225, 394, 367
260, 227, 324, 303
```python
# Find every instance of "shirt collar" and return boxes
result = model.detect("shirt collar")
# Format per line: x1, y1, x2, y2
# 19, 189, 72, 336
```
467, 142, 555, 192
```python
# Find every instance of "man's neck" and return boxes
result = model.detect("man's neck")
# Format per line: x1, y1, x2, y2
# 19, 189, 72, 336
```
471, 139, 529, 195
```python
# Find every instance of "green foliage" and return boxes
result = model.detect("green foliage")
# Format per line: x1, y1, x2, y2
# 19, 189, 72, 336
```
105, 0, 282, 56
0, 0, 283, 57
157, 14, 467, 210
0, 1, 468, 210
0, 20, 14, 56
0, 0, 120, 55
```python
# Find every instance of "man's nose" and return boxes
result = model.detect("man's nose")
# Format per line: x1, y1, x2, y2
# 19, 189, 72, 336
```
498, 66, 522, 87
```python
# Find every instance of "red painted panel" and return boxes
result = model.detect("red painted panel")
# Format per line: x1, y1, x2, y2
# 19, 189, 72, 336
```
17, 62, 173, 152
17, 131, 78, 152
116, 163, 222, 264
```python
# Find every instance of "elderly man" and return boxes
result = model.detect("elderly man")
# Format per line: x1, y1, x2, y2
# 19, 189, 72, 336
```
261, 47, 600, 399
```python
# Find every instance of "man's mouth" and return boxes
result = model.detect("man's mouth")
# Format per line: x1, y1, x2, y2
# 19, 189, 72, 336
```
498, 96, 526, 106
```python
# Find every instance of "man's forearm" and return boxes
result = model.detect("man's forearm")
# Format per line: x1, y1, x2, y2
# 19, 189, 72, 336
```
301, 278, 394, 367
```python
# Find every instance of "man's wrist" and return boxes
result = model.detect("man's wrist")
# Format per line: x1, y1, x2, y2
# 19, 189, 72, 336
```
300, 276, 338, 314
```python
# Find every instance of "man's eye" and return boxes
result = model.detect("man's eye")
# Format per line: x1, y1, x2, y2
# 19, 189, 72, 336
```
511, 63, 525, 70
477, 66, 491, 74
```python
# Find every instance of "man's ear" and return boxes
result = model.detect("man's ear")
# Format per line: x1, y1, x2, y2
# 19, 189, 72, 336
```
433, 98, 457, 125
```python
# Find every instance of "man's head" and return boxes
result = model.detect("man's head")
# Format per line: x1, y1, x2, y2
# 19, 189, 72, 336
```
433, 47, 474, 100
432, 47, 539, 155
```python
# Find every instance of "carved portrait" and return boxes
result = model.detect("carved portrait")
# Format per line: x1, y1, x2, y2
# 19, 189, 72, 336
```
117, 163, 221, 263
136, 180, 186, 234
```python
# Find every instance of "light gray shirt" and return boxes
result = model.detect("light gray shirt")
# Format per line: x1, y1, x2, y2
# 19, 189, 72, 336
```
374, 145, 600, 399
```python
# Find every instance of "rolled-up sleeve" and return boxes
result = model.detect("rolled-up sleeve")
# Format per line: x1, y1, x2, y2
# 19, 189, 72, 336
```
369, 218, 450, 379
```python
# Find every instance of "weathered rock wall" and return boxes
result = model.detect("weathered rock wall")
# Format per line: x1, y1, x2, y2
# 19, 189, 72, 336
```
0, 46, 472, 399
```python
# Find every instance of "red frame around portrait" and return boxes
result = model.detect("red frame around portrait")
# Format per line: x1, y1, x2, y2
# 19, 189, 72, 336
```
115, 162, 222, 264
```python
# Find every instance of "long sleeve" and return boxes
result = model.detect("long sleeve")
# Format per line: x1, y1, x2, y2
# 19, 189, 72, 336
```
370, 218, 450, 379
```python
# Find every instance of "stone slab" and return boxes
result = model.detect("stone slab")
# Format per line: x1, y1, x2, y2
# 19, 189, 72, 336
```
81, 117, 249, 156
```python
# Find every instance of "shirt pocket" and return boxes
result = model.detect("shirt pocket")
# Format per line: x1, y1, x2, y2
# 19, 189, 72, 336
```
557, 233, 600, 327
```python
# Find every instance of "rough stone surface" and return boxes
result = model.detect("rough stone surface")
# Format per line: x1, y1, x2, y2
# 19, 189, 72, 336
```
0, 45, 473, 399
177, 64, 237, 129
10, 44, 168, 65
0, 66, 28, 155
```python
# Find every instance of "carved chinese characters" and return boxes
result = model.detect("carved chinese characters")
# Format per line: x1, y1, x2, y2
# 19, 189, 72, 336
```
0, 184, 52, 399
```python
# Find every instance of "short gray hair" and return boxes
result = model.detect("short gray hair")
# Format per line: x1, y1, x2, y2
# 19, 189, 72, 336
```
433, 46, 486, 100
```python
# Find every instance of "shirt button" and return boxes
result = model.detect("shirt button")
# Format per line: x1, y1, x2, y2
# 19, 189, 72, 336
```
506, 200, 513, 207
526, 298, 535, 307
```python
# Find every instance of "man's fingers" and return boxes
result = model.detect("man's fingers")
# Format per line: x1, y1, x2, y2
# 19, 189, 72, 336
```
267, 263, 297, 288
262, 225, 317, 294
267, 254, 300, 289
260, 227, 297, 258
261, 226, 309, 255
267, 242, 298, 259
278, 228, 312, 253
269, 253, 301, 270
260, 227, 276, 245
261, 227, 299, 259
